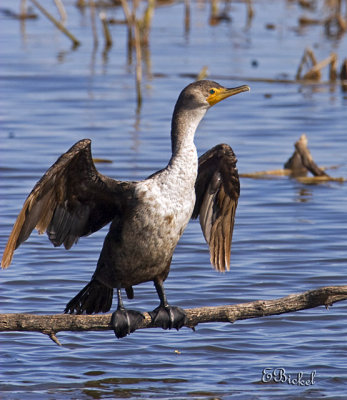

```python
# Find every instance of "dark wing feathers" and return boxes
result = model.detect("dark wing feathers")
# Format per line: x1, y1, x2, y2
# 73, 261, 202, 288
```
1, 139, 133, 269
192, 144, 240, 272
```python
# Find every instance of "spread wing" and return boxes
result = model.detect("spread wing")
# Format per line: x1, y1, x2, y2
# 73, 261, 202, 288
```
1, 139, 134, 269
192, 144, 240, 272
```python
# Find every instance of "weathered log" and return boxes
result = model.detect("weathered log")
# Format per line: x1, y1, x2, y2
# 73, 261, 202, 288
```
294, 134, 328, 177
284, 134, 328, 177
296, 48, 338, 82
1, 285, 346, 345
241, 134, 345, 182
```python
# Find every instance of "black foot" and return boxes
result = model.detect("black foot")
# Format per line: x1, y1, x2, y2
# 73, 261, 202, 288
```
149, 305, 187, 331
111, 309, 145, 339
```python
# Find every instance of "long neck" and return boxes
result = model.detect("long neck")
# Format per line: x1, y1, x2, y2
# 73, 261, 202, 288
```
170, 104, 207, 158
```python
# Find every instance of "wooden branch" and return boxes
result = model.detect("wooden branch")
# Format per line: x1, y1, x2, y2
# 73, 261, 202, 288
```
1, 286, 347, 345
240, 171, 345, 183
240, 168, 292, 179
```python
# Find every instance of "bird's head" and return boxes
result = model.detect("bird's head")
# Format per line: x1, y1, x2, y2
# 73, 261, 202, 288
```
176, 80, 250, 111
170, 80, 250, 153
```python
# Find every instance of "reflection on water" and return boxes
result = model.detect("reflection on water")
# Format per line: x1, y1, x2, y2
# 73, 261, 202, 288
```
1, 0, 347, 399
295, 188, 312, 203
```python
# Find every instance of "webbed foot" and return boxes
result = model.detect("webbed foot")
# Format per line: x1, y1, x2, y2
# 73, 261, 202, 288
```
149, 305, 187, 331
111, 309, 145, 339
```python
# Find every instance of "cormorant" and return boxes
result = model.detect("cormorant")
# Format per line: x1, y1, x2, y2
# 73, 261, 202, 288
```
1, 80, 249, 338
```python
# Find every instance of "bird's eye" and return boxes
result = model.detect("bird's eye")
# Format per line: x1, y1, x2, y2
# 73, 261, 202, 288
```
209, 89, 215, 94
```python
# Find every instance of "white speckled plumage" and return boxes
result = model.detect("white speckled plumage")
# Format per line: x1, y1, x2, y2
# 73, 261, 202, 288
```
94, 85, 206, 289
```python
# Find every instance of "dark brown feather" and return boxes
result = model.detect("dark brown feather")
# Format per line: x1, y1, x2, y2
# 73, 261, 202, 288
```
1, 139, 134, 268
192, 144, 240, 271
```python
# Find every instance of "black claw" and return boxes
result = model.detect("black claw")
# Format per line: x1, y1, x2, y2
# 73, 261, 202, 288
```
149, 305, 187, 331
111, 309, 144, 339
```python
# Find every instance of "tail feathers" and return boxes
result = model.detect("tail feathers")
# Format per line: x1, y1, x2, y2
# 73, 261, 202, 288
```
64, 279, 113, 314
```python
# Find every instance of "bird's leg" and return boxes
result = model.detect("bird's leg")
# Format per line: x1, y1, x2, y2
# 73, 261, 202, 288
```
149, 279, 187, 331
111, 287, 144, 339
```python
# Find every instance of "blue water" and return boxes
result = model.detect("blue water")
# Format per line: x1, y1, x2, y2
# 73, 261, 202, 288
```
1, 0, 347, 398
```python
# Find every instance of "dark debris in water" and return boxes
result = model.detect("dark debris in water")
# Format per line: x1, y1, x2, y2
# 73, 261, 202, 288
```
0, 7, 38, 20
187, 391, 223, 398
84, 370, 106, 377
83, 376, 188, 399
86, 376, 186, 386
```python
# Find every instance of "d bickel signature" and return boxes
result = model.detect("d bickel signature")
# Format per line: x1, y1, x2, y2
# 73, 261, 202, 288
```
261, 368, 316, 386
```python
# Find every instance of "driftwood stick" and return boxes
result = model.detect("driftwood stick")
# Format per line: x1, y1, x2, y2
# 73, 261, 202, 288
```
240, 171, 345, 183
239, 169, 292, 179
1, 286, 347, 345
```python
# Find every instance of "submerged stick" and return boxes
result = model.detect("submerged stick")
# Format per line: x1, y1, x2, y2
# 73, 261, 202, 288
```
120, 0, 143, 109
30, 0, 80, 47
89, 0, 98, 46
134, 20, 143, 109
246, 0, 254, 21
1, 285, 346, 345
140, 0, 155, 45
100, 11, 113, 48
184, 0, 191, 34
